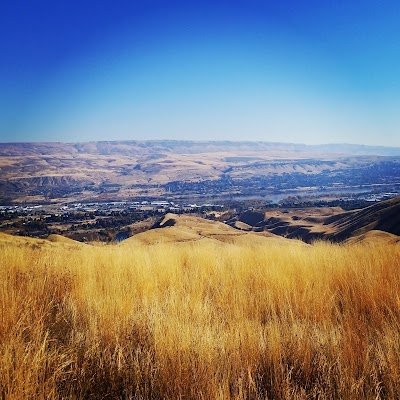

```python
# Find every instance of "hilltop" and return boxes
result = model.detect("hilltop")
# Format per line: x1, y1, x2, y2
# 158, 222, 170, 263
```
122, 213, 302, 247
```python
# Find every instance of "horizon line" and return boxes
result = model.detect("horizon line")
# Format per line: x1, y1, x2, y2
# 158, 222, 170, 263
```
0, 139, 399, 149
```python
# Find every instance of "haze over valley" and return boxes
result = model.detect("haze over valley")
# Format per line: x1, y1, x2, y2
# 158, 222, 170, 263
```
1, 140, 399, 206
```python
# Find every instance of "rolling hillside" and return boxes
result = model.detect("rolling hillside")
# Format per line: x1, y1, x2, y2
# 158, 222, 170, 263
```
122, 213, 299, 247
1, 211, 399, 399
229, 196, 400, 244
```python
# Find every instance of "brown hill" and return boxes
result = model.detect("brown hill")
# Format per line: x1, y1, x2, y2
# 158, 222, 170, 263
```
232, 197, 400, 243
0, 232, 85, 249
323, 196, 400, 241
345, 230, 400, 245
121, 213, 300, 247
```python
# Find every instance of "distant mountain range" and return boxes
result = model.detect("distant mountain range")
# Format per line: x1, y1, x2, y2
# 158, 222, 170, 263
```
1, 140, 400, 157
1, 140, 399, 204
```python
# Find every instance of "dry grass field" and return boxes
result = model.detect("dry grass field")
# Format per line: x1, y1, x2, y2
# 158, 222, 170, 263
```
1, 224, 400, 399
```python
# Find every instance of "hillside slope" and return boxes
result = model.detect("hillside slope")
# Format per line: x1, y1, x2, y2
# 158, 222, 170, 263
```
229, 197, 400, 243
0, 232, 86, 249
324, 196, 400, 241
122, 213, 300, 247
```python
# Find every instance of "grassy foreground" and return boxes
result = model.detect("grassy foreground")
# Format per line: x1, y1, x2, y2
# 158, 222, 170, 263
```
1, 237, 400, 399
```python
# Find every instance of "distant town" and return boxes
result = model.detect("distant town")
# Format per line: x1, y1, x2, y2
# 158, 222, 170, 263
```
1, 141, 399, 241
1, 188, 398, 242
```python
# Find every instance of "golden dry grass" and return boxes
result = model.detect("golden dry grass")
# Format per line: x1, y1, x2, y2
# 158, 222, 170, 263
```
1, 232, 400, 399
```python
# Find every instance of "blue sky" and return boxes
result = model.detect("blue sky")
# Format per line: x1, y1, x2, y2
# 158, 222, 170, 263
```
1, 0, 400, 145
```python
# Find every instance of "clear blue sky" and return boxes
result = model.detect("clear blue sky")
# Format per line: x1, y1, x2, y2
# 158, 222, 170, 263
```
1, 0, 400, 146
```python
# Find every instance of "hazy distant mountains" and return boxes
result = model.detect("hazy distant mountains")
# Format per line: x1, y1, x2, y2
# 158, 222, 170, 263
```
305, 143, 400, 157
1, 140, 400, 157
1, 140, 399, 204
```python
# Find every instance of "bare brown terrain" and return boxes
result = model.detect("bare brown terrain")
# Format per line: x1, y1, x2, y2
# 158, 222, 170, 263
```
1, 140, 399, 204
123, 213, 297, 247
227, 196, 400, 243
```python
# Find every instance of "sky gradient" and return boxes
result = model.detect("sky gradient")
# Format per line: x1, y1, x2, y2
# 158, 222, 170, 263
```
1, 0, 400, 146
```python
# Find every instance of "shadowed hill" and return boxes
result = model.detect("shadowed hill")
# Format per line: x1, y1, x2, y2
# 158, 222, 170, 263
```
230, 197, 400, 243
2, 197, 398, 247
0, 232, 86, 249
345, 230, 400, 245
121, 213, 300, 247
324, 196, 400, 241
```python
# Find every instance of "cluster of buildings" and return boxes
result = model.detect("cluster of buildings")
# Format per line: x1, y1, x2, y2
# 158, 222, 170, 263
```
57, 200, 223, 214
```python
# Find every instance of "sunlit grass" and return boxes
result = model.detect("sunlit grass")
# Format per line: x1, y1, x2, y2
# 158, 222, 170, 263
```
0, 237, 399, 399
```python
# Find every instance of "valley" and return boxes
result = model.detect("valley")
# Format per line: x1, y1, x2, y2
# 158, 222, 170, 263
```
1, 141, 399, 205
1, 140, 399, 244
